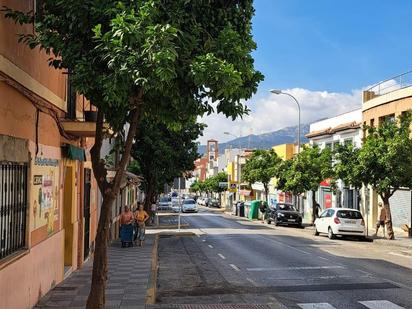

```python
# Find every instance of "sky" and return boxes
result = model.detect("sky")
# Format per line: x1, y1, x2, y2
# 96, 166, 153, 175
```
198, 0, 412, 144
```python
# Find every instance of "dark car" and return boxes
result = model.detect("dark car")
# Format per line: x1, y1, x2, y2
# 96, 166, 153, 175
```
207, 198, 220, 208
266, 203, 303, 228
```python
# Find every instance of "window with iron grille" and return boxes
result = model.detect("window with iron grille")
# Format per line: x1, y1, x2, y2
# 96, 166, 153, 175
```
0, 163, 28, 259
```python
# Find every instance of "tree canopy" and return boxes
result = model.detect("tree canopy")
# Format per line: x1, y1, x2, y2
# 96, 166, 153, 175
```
130, 116, 203, 209
276, 146, 333, 223
357, 113, 412, 239
3, 1, 263, 307
242, 149, 281, 200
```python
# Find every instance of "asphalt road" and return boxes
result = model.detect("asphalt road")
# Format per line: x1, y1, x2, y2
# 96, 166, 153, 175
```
155, 207, 412, 309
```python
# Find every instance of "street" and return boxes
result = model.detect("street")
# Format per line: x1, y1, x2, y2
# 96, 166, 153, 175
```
155, 207, 412, 309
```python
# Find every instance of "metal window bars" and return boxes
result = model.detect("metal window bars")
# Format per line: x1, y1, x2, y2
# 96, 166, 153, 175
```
0, 163, 28, 259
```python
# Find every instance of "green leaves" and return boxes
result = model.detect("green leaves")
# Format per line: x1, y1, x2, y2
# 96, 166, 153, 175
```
357, 113, 412, 198
242, 149, 281, 193
277, 146, 334, 195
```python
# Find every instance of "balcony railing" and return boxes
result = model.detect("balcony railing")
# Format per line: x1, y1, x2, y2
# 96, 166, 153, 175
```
364, 70, 412, 101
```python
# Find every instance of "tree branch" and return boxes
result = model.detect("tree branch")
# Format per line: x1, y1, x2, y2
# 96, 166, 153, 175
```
91, 107, 109, 193
113, 88, 144, 192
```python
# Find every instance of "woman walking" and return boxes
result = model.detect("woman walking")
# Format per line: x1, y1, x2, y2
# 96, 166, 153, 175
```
120, 205, 134, 247
135, 203, 150, 247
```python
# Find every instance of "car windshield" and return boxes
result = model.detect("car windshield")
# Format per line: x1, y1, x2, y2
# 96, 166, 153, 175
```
337, 210, 363, 219
160, 197, 170, 202
277, 204, 296, 211
184, 199, 195, 204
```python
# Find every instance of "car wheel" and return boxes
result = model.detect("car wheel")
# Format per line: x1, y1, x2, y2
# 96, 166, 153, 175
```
328, 227, 335, 239
267, 219, 271, 224
274, 218, 279, 226
314, 227, 319, 236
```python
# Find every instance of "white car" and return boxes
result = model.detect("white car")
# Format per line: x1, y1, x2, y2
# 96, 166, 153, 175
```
182, 199, 198, 213
197, 197, 204, 206
171, 198, 181, 212
314, 208, 365, 240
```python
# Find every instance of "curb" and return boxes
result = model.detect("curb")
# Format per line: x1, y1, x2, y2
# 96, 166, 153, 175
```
148, 223, 190, 230
146, 234, 159, 305
157, 231, 197, 237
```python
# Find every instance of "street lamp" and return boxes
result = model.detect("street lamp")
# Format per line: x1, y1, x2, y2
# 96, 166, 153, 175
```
224, 131, 242, 207
270, 89, 301, 154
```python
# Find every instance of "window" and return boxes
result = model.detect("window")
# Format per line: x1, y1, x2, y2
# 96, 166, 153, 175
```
325, 142, 332, 149
0, 163, 28, 259
344, 138, 353, 146
337, 210, 362, 219
326, 209, 335, 217
333, 141, 340, 150
379, 114, 395, 124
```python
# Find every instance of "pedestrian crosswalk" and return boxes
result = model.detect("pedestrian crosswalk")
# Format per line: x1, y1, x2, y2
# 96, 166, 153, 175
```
297, 300, 405, 309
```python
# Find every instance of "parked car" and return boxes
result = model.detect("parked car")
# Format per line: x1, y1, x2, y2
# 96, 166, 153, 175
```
203, 198, 210, 207
158, 196, 171, 210
197, 197, 204, 206
182, 199, 198, 213
314, 208, 365, 240
171, 198, 181, 212
266, 203, 302, 227
207, 198, 220, 208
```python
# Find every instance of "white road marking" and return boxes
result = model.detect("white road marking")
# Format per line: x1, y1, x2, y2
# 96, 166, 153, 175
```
208, 244, 214, 249
229, 264, 240, 271
218, 253, 226, 260
246, 277, 257, 286
264, 237, 311, 255
389, 252, 412, 259
298, 303, 337, 309
359, 300, 405, 309
318, 256, 330, 261
247, 265, 344, 271
202, 239, 206, 242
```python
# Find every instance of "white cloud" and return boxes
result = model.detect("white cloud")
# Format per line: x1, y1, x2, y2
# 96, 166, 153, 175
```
198, 87, 362, 144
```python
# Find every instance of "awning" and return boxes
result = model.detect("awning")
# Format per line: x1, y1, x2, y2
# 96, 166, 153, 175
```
240, 190, 252, 196
62, 144, 86, 161
107, 169, 143, 188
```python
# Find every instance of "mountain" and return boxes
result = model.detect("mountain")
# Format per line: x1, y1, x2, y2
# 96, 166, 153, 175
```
197, 124, 310, 155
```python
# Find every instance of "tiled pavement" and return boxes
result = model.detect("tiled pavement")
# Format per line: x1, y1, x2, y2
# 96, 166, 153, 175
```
36, 236, 154, 309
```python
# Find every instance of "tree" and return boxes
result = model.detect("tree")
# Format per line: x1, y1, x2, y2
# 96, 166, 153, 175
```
190, 179, 202, 194
131, 116, 203, 211
277, 146, 334, 224
4, 1, 262, 307
333, 143, 363, 207
357, 114, 412, 239
204, 171, 228, 193
242, 149, 281, 203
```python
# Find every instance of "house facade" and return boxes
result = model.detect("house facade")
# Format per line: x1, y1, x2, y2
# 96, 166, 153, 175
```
0, 2, 99, 308
306, 109, 362, 222
362, 74, 412, 232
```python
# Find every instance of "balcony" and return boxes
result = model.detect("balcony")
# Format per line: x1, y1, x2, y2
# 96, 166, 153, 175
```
363, 70, 412, 102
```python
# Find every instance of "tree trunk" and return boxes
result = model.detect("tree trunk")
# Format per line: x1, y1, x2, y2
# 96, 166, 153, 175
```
311, 190, 317, 225
382, 195, 395, 240
264, 184, 269, 204
85, 195, 115, 309
86, 90, 144, 309
144, 177, 155, 212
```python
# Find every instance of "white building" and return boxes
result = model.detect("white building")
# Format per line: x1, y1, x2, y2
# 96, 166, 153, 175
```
305, 109, 362, 220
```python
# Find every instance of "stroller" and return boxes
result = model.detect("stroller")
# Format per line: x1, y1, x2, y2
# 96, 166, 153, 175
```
120, 224, 134, 247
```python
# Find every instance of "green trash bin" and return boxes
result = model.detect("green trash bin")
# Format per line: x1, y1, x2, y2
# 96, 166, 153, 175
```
249, 200, 260, 220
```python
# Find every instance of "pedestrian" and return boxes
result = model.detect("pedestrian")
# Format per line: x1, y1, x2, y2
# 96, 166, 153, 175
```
374, 202, 386, 237
150, 202, 157, 225
134, 203, 150, 247
260, 201, 268, 223
120, 205, 134, 247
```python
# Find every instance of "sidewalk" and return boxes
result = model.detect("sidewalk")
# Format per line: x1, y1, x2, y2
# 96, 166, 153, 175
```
35, 236, 155, 309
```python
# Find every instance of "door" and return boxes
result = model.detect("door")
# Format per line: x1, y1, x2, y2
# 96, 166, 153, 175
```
63, 166, 74, 269
317, 210, 328, 233
83, 168, 91, 260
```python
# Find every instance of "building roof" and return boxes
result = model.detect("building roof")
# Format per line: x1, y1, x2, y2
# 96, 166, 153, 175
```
305, 121, 361, 138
